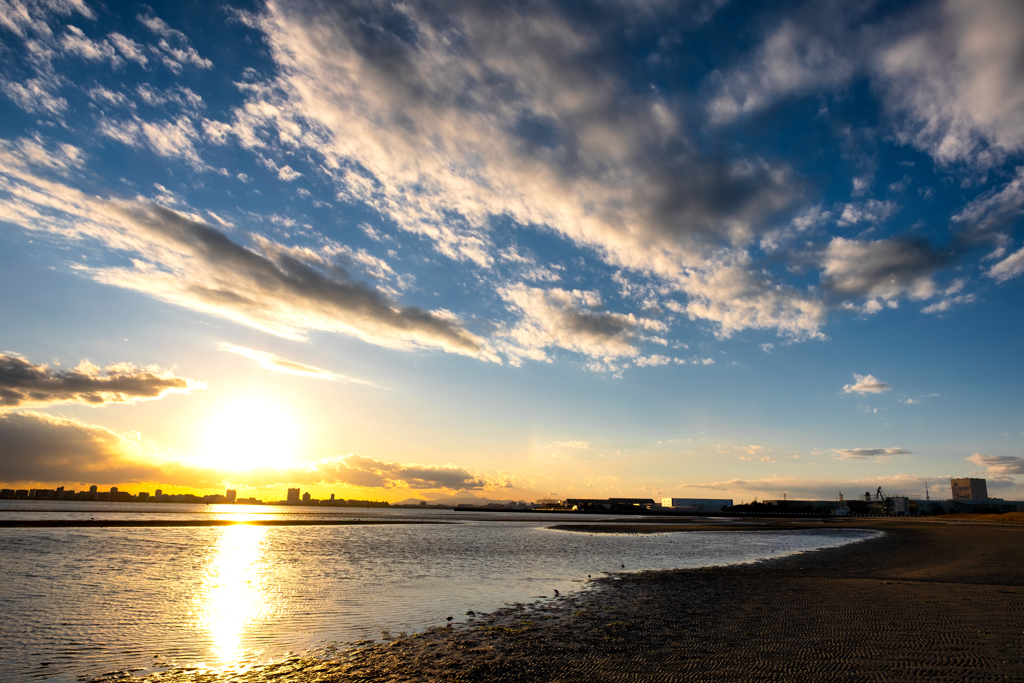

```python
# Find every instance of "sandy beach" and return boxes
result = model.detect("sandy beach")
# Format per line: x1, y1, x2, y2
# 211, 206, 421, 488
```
132, 518, 1024, 683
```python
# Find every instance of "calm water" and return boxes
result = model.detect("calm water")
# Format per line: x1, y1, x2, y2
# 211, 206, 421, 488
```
0, 501, 876, 681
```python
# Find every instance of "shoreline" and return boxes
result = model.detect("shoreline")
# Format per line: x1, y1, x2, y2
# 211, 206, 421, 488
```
124, 518, 1024, 683
0, 519, 455, 527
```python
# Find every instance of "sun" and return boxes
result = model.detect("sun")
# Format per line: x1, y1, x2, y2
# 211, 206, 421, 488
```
200, 397, 300, 471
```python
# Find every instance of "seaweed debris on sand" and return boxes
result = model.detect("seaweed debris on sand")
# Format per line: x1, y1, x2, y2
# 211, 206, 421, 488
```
132, 519, 1024, 683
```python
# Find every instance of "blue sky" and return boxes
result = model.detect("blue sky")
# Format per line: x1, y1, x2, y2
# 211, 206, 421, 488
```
1, 0, 1022, 503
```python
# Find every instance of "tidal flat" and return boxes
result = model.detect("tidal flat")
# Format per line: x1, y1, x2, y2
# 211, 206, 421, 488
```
0, 506, 867, 681
127, 519, 1024, 683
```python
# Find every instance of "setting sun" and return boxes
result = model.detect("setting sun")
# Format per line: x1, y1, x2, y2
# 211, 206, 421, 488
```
200, 397, 301, 471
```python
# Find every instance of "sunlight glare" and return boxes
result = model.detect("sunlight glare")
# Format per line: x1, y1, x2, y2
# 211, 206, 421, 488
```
202, 397, 300, 471
197, 525, 275, 668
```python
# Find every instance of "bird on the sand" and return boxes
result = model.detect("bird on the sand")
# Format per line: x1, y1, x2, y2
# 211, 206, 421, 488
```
446, 616, 453, 621
466, 610, 475, 616
553, 589, 559, 596
621, 564, 625, 568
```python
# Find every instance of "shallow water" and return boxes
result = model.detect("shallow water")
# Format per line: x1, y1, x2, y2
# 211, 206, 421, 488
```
0, 502, 875, 681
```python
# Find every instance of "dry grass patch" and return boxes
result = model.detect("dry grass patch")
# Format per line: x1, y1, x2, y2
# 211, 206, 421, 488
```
941, 512, 1024, 524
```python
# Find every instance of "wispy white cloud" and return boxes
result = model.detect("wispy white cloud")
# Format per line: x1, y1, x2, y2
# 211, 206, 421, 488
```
987, 246, 1024, 282
0, 0, 94, 39
706, 17, 855, 124
1, 3, 208, 129
707, 0, 1024, 168
759, 204, 832, 254
680, 473, 933, 500
967, 453, 1024, 477
137, 13, 213, 73
952, 167, 1024, 243
921, 292, 977, 314
60, 25, 119, 65
2, 77, 67, 115
135, 85, 204, 111
836, 199, 899, 227
834, 447, 910, 460
108, 32, 148, 66
553, 441, 590, 450
98, 115, 208, 170
874, 0, 1024, 167
218, 343, 377, 386
842, 373, 890, 394
496, 284, 640, 368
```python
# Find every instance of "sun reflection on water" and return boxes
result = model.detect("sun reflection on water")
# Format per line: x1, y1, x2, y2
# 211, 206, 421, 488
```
197, 524, 276, 668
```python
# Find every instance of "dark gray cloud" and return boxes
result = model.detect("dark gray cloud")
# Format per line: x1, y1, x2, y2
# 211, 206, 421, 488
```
0, 411, 164, 485
97, 202, 492, 358
822, 237, 951, 306
0, 353, 200, 409
326, 455, 486, 490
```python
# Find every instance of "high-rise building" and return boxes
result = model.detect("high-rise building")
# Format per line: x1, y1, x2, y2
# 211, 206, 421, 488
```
226, 489, 237, 504
155, 489, 162, 497
950, 478, 988, 500
287, 488, 300, 504
89, 485, 98, 493
302, 491, 311, 503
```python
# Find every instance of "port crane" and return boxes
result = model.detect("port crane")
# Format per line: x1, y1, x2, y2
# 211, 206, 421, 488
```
874, 486, 891, 515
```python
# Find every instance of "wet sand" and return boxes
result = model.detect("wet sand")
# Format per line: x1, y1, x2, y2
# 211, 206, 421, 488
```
133, 518, 1024, 682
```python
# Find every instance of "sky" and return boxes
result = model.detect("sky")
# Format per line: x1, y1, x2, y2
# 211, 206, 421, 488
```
1, 0, 1023, 504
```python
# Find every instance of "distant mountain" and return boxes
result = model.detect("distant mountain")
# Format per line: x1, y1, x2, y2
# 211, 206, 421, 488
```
393, 498, 432, 506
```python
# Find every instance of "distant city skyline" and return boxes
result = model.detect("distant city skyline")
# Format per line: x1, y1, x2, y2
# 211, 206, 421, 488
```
1, 0, 1023, 504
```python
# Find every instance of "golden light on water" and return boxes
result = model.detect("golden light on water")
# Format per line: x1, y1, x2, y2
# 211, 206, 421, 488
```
200, 397, 300, 471
197, 525, 274, 668
210, 509, 276, 523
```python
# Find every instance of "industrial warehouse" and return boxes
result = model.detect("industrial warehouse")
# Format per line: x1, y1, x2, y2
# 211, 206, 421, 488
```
525, 478, 1023, 516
